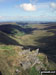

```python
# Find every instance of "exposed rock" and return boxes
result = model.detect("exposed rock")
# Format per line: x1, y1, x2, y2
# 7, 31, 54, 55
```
15, 69, 21, 73
36, 48, 39, 54
17, 48, 48, 71
19, 46, 23, 49
20, 61, 31, 70
18, 50, 30, 56
31, 59, 39, 67
18, 49, 40, 70
18, 48, 39, 56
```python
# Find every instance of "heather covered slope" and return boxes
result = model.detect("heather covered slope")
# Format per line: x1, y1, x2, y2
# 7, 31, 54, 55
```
0, 22, 56, 75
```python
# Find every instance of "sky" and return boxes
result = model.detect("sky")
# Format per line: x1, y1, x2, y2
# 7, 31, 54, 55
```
0, 0, 56, 22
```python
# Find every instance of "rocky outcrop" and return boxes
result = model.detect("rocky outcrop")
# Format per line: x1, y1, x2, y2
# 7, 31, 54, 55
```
15, 48, 48, 72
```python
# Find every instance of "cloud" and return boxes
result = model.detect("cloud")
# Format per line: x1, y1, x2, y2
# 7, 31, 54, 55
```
0, 16, 5, 19
20, 3, 36, 11
50, 2, 56, 9
16, 2, 49, 11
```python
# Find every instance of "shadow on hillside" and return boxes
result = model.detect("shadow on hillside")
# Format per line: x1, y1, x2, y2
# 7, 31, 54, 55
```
0, 24, 37, 45
0, 31, 20, 45
42, 25, 56, 30
35, 25, 56, 63
0, 24, 37, 35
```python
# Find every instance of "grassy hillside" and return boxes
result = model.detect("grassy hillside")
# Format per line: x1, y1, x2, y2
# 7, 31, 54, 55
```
0, 23, 56, 75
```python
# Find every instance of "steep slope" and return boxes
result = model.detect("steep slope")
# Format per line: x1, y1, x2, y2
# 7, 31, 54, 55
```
0, 31, 19, 45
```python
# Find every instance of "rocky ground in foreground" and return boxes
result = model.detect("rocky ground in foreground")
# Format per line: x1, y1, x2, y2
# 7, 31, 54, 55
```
12, 47, 51, 75
0, 45, 56, 75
